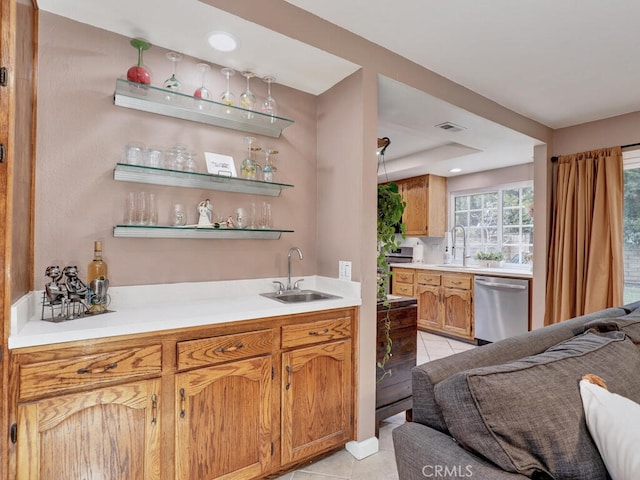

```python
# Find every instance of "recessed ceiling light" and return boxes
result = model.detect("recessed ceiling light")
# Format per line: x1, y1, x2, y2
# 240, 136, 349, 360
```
207, 31, 238, 52
449, 168, 462, 173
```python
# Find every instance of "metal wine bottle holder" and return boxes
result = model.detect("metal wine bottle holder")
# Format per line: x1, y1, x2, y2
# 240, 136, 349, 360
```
41, 265, 113, 323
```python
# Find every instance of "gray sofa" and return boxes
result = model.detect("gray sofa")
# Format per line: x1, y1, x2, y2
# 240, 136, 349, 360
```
393, 303, 640, 480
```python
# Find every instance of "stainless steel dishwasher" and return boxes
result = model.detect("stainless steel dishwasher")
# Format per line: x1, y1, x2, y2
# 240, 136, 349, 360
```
474, 275, 529, 344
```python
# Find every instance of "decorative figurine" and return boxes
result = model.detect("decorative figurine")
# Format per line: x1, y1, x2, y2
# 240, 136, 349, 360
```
42, 264, 112, 322
197, 198, 213, 227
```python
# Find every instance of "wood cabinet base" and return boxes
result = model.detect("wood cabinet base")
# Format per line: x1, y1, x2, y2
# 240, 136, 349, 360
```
9, 308, 357, 480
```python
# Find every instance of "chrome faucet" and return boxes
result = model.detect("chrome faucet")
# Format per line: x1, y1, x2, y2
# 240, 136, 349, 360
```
287, 247, 303, 290
451, 224, 469, 267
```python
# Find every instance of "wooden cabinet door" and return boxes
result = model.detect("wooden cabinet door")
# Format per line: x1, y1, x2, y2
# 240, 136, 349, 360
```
396, 175, 446, 237
424, 175, 447, 237
443, 288, 473, 339
281, 340, 352, 466
16, 378, 161, 480
175, 356, 272, 480
399, 176, 428, 236
417, 285, 443, 331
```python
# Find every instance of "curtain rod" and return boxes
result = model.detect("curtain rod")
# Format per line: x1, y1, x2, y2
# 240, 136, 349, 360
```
550, 142, 640, 163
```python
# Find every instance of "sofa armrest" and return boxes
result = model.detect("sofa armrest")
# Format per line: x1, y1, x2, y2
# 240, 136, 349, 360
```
392, 422, 528, 480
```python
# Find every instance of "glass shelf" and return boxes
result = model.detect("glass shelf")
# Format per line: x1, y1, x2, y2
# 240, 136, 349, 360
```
114, 78, 294, 138
114, 163, 293, 197
113, 225, 293, 240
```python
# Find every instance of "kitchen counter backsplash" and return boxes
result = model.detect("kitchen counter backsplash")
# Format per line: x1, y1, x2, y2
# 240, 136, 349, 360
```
10, 276, 361, 349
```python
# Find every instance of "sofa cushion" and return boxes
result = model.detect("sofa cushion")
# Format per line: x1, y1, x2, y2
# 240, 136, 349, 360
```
434, 330, 640, 479
412, 306, 628, 433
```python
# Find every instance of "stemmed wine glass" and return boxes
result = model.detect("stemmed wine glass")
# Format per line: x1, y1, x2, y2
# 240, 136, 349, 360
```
239, 71, 256, 118
194, 63, 211, 99
126, 38, 151, 85
241, 136, 261, 180
220, 67, 236, 114
262, 148, 278, 182
194, 63, 211, 109
261, 76, 277, 121
163, 52, 182, 92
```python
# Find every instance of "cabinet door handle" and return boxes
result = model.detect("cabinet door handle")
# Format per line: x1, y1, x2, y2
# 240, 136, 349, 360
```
308, 328, 329, 336
215, 343, 244, 353
179, 388, 186, 418
77, 362, 118, 374
151, 394, 158, 425
285, 365, 291, 390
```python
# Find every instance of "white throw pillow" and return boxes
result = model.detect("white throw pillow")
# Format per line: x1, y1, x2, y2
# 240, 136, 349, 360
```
579, 379, 640, 480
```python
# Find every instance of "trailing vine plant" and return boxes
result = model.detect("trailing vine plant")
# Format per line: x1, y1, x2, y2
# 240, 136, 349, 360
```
377, 182, 406, 382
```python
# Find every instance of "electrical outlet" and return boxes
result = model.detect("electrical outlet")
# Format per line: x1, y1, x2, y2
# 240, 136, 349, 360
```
339, 260, 352, 281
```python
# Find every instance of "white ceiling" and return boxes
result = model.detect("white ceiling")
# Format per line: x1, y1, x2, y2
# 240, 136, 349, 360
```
287, 0, 640, 129
36, 0, 640, 179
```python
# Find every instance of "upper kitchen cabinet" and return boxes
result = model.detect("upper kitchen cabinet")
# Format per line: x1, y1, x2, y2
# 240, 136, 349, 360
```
396, 174, 446, 237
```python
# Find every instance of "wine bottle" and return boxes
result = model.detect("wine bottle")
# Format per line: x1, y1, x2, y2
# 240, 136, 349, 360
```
87, 241, 108, 313
88, 241, 108, 282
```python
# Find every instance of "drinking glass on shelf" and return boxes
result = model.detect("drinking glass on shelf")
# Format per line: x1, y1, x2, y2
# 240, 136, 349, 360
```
167, 145, 187, 171
123, 192, 137, 225
260, 202, 272, 229
220, 67, 236, 112
194, 63, 211, 109
261, 76, 277, 120
239, 70, 256, 118
249, 202, 257, 229
124, 144, 144, 165
240, 136, 260, 180
136, 192, 150, 225
126, 38, 151, 85
163, 52, 182, 91
145, 148, 164, 168
262, 148, 278, 182
184, 152, 198, 172
235, 208, 246, 229
147, 193, 158, 226
172, 203, 187, 226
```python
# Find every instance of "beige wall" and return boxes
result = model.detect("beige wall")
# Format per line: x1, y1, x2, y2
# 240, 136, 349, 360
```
446, 163, 534, 195
35, 13, 319, 288
317, 69, 379, 441
553, 111, 640, 155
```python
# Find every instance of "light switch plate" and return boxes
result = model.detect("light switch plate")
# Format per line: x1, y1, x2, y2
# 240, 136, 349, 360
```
339, 260, 352, 281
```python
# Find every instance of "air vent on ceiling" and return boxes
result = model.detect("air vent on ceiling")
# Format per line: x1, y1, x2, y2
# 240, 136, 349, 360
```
435, 122, 466, 133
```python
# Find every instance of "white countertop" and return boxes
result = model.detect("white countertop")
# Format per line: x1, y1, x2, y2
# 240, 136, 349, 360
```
9, 276, 361, 350
390, 262, 533, 279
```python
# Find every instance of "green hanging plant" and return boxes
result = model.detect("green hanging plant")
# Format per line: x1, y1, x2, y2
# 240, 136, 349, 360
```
377, 182, 406, 382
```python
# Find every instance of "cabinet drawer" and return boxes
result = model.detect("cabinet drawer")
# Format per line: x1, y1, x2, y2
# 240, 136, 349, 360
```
416, 272, 441, 286
443, 275, 472, 290
393, 283, 414, 297
282, 317, 351, 349
19, 344, 162, 400
394, 270, 414, 284
177, 329, 273, 370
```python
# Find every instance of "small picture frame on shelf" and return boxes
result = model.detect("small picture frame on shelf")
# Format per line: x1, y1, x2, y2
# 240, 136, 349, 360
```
205, 152, 237, 177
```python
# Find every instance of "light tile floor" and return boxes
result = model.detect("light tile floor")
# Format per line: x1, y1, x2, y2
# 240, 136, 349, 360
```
275, 331, 476, 480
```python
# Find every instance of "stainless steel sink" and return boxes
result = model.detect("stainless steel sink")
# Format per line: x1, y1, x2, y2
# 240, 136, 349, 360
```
261, 289, 341, 303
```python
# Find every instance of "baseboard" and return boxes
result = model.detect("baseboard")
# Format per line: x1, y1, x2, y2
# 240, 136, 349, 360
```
345, 436, 379, 460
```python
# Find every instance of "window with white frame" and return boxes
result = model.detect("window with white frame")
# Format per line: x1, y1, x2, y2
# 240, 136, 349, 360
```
451, 183, 534, 265
623, 148, 640, 303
